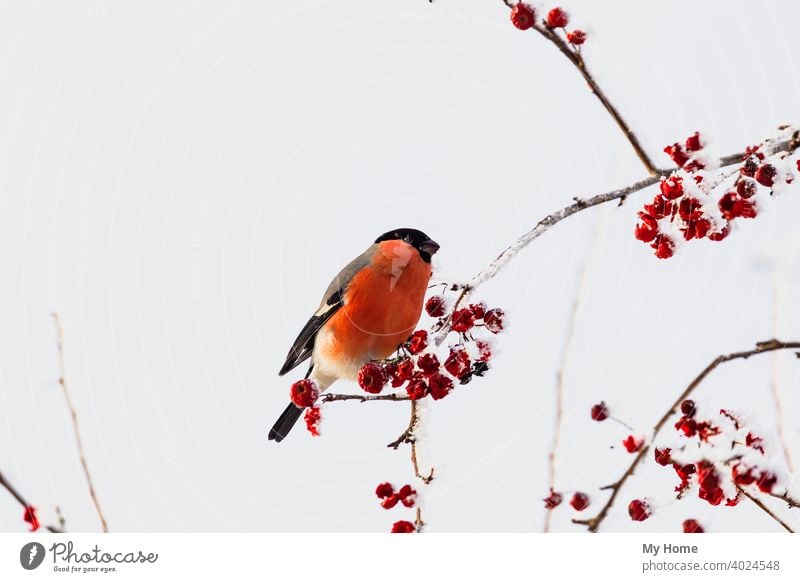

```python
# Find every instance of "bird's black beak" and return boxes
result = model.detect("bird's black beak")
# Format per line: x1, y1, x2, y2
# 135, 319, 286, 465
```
420, 239, 440, 257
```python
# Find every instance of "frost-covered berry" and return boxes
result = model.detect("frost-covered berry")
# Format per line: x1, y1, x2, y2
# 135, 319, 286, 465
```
754, 163, 777, 187
444, 346, 471, 378
406, 376, 429, 400
483, 309, 505, 334
425, 295, 446, 317
653, 234, 674, 259
546, 7, 569, 28
628, 499, 650, 521
290, 379, 318, 408
680, 399, 696, 417
451, 308, 476, 333
381, 494, 399, 509
654, 447, 672, 466
391, 520, 416, 533
591, 402, 609, 421
664, 143, 689, 167
428, 373, 454, 400
570, 492, 590, 511
543, 489, 563, 509
736, 178, 757, 199
567, 29, 586, 45
685, 132, 703, 152
417, 353, 441, 377
304, 406, 322, 436
375, 482, 394, 499
635, 214, 659, 243
469, 302, 486, 320
398, 484, 417, 508
358, 362, 387, 394
659, 175, 684, 199
510, 3, 536, 30
408, 330, 428, 354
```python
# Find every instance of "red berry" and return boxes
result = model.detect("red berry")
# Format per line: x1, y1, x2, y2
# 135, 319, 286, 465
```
469, 302, 486, 320
736, 178, 757, 199
444, 346, 471, 378
654, 447, 672, 466
659, 175, 684, 199
732, 198, 757, 219
708, 225, 730, 242
416, 353, 441, 377
381, 494, 399, 509
358, 362, 387, 394
451, 308, 475, 333
390, 359, 415, 387
652, 234, 674, 259
590, 402, 609, 421
680, 399, 696, 417
566, 29, 587, 45
635, 213, 659, 243
483, 308, 505, 334
546, 7, 569, 28
685, 132, 703, 152
644, 194, 675, 220
756, 471, 777, 493
745, 432, 765, 454
664, 143, 689, 167
391, 520, 416, 533
290, 379, 318, 408
405, 376, 429, 400
675, 416, 697, 437
754, 163, 777, 187
682, 519, 704, 533
682, 217, 711, 241
304, 406, 322, 436
510, 3, 536, 30
622, 434, 644, 454
375, 482, 395, 499
428, 373, 454, 400
543, 489, 563, 509
398, 484, 417, 508
476, 340, 492, 362
677, 197, 701, 222
740, 157, 759, 177
628, 499, 650, 521
408, 330, 428, 354
23, 505, 40, 532
425, 295, 446, 317
570, 492, 590, 511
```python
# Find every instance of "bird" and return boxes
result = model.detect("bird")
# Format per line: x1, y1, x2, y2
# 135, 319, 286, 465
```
268, 228, 440, 442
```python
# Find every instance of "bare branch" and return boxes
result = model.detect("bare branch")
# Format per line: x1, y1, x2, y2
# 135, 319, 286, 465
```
386, 401, 434, 484
52, 313, 109, 533
321, 392, 410, 403
0, 469, 63, 533
737, 484, 795, 533
573, 339, 800, 532
768, 490, 800, 510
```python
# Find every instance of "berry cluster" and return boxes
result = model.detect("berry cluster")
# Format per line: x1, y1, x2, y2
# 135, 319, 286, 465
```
355, 300, 503, 402
376, 482, 418, 533
636, 131, 796, 259
653, 401, 783, 513
510, 4, 587, 46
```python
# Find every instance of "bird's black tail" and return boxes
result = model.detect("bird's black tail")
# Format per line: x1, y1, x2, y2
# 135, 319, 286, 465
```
268, 403, 303, 442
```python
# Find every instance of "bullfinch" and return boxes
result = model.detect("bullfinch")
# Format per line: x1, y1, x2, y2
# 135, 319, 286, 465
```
269, 228, 440, 442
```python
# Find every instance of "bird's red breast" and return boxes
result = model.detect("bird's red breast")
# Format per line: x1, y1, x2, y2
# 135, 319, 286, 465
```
317, 239, 432, 369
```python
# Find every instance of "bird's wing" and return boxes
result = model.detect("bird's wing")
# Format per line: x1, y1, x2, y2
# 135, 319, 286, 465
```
278, 247, 374, 376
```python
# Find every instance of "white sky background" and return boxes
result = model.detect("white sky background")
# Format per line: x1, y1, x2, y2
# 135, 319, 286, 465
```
1, 0, 799, 533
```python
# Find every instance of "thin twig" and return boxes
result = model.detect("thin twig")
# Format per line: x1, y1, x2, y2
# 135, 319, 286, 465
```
415, 506, 425, 532
768, 490, 800, 509
52, 313, 108, 533
434, 135, 798, 344
321, 392, 410, 403
0, 469, 63, 533
572, 339, 800, 532
385, 401, 434, 484
736, 484, 795, 533
545, 213, 603, 532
